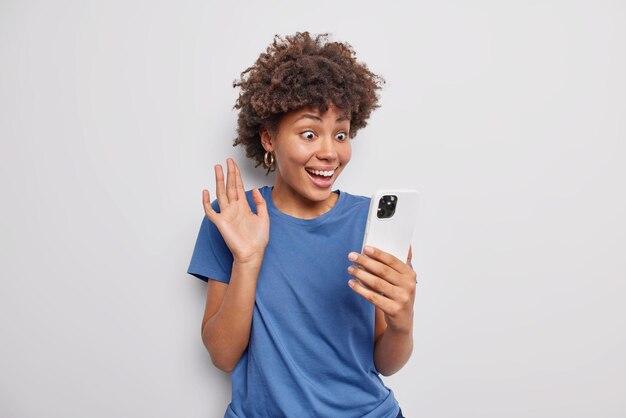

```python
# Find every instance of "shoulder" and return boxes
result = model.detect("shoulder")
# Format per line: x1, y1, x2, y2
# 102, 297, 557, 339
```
244, 185, 272, 202
331, 189, 371, 222
338, 189, 371, 209
245, 185, 272, 213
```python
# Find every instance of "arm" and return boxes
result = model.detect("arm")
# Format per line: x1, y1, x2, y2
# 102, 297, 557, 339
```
202, 256, 263, 373
199, 158, 269, 373
373, 309, 414, 376
348, 245, 417, 376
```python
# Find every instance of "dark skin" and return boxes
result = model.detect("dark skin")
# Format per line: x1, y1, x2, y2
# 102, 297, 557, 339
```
348, 245, 417, 376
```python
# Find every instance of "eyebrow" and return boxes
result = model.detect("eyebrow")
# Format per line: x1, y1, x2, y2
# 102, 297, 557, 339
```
295, 114, 350, 123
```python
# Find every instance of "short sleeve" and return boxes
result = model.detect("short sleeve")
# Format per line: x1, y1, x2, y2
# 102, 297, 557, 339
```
187, 199, 233, 284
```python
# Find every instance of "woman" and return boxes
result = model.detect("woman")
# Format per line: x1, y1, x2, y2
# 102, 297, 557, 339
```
188, 32, 416, 418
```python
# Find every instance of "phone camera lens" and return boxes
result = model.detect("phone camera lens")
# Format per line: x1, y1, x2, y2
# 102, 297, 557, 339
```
377, 195, 398, 219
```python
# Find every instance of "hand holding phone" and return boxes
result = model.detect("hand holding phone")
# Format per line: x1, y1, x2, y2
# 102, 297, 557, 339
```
348, 189, 420, 334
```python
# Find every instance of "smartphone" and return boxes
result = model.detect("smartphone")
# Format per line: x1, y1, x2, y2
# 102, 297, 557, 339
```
361, 189, 420, 263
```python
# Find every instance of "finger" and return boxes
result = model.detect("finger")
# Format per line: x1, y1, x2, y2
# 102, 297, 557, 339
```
363, 246, 411, 275
347, 264, 397, 299
348, 278, 396, 314
348, 251, 402, 286
233, 160, 246, 201
202, 189, 217, 220
225, 158, 238, 202
407, 245, 413, 265
251, 188, 268, 218
214, 164, 228, 208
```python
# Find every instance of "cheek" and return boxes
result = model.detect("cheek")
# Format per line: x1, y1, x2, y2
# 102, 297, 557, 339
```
275, 142, 307, 167
339, 143, 352, 164
286, 146, 311, 166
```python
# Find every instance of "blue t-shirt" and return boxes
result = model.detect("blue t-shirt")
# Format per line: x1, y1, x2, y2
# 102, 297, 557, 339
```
188, 185, 401, 418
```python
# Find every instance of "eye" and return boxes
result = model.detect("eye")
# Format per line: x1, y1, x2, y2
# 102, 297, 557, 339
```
335, 132, 348, 141
300, 130, 316, 140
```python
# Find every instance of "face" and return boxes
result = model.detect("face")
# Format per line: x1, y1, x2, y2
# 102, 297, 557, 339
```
261, 104, 352, 214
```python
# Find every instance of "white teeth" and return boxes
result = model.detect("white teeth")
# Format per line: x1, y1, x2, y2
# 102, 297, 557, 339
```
307, 168, 334, 177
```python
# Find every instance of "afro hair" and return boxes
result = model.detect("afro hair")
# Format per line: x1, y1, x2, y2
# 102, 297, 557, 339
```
232, 31, 385, 173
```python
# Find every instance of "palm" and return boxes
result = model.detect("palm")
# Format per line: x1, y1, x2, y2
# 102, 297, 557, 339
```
213, 199, 269, 261
203, 159, 269, 263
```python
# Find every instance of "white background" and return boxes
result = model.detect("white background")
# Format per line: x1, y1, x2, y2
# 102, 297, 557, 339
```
1, 1, 625, 417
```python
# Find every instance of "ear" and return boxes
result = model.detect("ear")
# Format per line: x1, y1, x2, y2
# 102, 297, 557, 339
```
260, 128, 274, 152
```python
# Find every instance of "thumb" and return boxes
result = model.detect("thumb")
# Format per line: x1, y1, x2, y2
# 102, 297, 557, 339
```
202, 189, 217, 221
251, 188, 268, 217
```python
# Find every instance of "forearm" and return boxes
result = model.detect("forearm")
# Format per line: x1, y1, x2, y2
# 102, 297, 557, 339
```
374, 326, 414, 376
202, 257, 263, 372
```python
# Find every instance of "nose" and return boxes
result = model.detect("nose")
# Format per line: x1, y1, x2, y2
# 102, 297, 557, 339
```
316, 135, 338, 161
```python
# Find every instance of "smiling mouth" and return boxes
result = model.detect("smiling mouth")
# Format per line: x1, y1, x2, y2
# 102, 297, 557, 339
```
304, 167, 337, 178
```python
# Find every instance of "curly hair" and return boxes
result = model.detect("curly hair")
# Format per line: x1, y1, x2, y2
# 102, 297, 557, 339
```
232, 31, 385, 173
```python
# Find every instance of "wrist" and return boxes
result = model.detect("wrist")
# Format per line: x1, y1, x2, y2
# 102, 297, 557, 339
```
387, 322, 414, 336
233, 251, 265, 267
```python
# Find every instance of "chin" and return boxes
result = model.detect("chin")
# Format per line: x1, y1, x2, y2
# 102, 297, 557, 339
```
306, 183, 339, 201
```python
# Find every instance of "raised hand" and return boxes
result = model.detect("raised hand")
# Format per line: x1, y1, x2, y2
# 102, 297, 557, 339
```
202, 158, 270, 264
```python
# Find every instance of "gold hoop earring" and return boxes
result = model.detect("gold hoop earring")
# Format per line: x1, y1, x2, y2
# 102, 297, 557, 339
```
263, 151, 275, 170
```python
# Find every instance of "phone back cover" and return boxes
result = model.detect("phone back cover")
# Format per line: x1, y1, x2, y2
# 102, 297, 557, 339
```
362, 190, 419, 262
